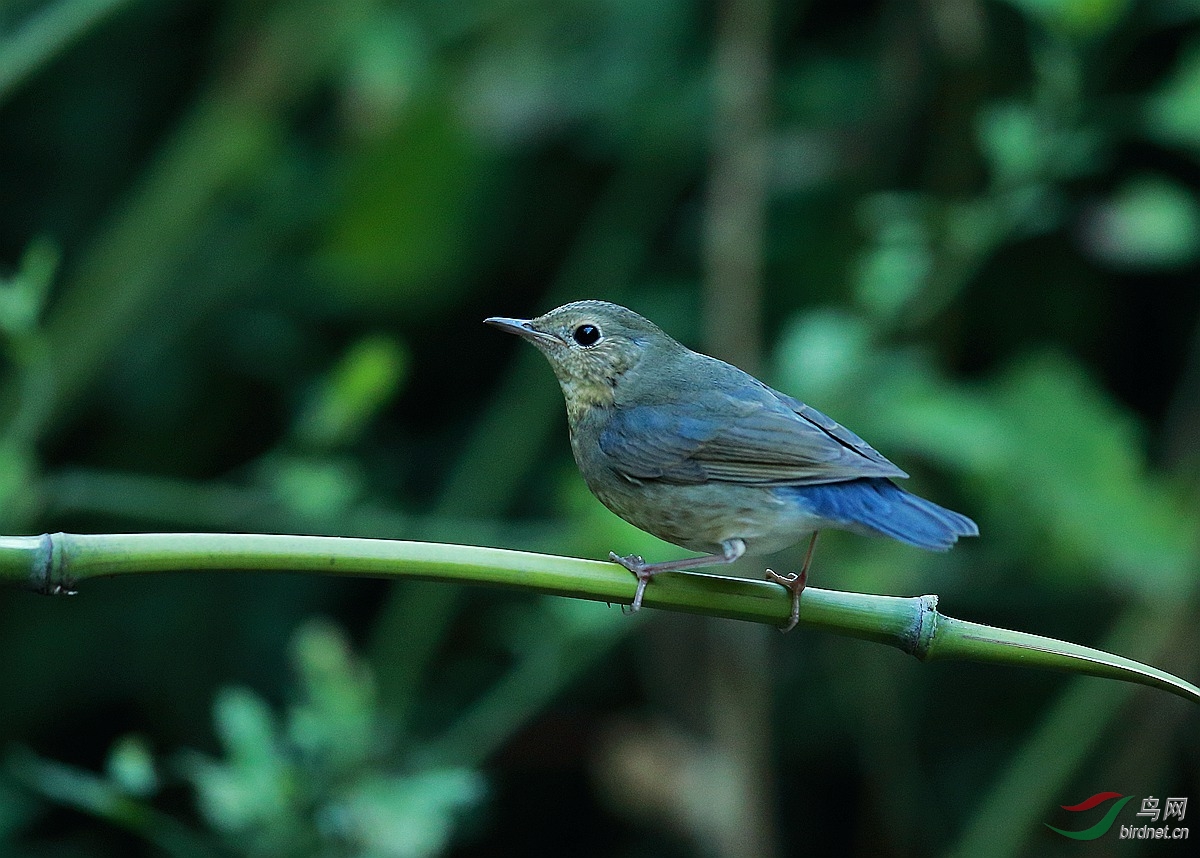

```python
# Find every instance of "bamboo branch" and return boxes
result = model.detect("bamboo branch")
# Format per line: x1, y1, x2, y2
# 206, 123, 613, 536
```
1, 532, 1196, 705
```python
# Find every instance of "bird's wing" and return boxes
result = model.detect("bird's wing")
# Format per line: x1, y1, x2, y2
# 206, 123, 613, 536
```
598, 385, 908, 486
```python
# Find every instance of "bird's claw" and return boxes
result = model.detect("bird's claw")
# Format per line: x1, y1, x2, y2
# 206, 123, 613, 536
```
609, 552, 652, 612
609, 552, 645, 573
766, 568, 807, 633
626, 574, 653, 614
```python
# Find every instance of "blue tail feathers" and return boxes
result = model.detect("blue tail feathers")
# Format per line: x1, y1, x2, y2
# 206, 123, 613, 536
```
786, 478, 978, 551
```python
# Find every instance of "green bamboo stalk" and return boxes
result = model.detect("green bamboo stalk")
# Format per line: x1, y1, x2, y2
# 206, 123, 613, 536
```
1, 531, 1197, 705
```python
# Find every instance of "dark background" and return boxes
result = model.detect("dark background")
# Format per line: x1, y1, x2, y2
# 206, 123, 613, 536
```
0, 0, 1197, 855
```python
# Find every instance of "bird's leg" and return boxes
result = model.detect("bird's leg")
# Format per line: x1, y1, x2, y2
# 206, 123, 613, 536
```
611, 538, 746, 613
766, 531, 818, 633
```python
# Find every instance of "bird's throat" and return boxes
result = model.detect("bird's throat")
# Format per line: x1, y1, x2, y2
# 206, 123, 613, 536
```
559, 378, 616, 424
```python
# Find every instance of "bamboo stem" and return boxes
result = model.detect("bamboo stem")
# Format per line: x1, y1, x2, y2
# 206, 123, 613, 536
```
2, 532, 1196, 705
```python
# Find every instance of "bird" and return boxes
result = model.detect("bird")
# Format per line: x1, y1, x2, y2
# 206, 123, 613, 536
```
485, 300, 977, 630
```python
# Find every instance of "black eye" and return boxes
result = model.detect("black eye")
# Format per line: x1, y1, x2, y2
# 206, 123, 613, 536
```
573, 324, 601, 346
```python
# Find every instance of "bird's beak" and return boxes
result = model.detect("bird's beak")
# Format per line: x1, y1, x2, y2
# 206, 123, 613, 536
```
484, 316, 560, 346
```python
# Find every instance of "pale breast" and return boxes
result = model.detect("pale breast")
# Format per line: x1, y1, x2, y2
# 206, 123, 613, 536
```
583, 472, 826, 556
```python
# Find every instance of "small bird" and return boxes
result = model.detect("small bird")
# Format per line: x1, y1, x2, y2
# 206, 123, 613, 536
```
485, 300, 977, 630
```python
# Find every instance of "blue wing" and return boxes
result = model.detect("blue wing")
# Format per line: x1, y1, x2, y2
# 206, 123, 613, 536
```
597, 376, 907, 487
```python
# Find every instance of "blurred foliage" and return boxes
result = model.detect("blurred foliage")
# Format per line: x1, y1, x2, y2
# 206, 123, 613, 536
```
0, 0, 1199, 856
10, 620, 484, 857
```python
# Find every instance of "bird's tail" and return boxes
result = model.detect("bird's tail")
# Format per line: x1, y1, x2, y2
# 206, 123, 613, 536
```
791, 478, 978, 551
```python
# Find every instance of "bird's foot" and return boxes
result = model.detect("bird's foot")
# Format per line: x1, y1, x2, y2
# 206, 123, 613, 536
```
765, 568, 807, 633
609, 552, 654, 613
609, 552, 645, 574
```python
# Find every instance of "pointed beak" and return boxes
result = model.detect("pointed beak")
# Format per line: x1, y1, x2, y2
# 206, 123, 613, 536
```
484, 316, 560, 346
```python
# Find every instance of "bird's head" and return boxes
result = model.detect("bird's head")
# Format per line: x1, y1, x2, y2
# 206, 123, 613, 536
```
485, 300, 677, 416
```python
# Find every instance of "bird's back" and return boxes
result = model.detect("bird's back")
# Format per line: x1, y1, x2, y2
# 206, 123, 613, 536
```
597, 346, 907, 488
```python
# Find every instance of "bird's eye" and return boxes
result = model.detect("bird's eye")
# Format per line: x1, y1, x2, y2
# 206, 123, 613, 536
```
573, 324, 601, 346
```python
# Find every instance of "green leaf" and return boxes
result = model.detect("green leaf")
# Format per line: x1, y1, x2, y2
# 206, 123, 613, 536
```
990, 353, 1195, 588
1080, 175, 1200, 269
186, 688, 291, 833
318, 100, 501, 310
997, 0, 1131, 36
105, 734, 158, 798
288, 619, 378, 772
340, 10, 431, 130
0, 239, 56, 337
295, 334, 408, 449
322, 769, 485, 858
1145, 41, 1200, 150
853, 194, 931, 322
257, 454, 367, 519
773, 309, 874, 405
977, 102, 1048, 185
